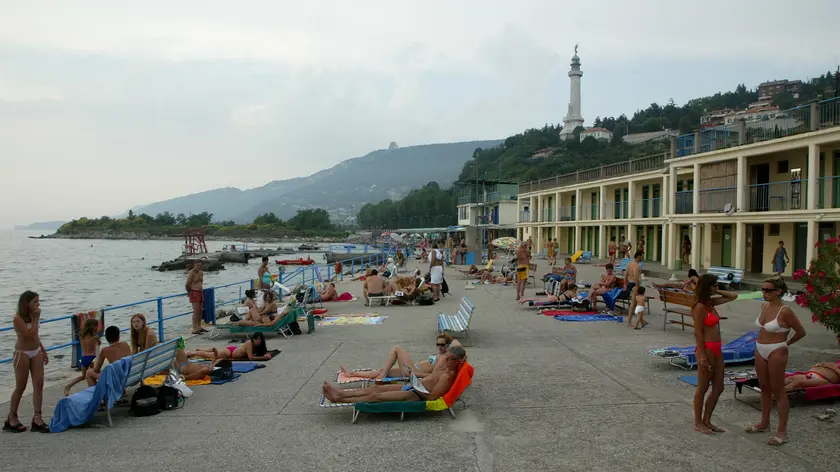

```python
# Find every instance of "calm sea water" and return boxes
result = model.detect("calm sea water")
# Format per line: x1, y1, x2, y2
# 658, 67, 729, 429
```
0, 230, 346, 385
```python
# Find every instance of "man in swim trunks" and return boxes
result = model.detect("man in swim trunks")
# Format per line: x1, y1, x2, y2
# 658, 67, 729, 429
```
429, 244, 444, 301
363, 269, 386, 304
785, 360, 840, 391
515, 242, 531, 301
186, 260, 205, 335
86, 326, 132, 386
588, 263, 617, 311
625, 251, 643, 324
319, 282, 337, 302
608, 237, 617, 265
323, 345, 466, 403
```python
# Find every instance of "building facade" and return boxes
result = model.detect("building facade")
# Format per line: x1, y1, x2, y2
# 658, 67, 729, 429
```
580, 127, 613, 142
517, 96, 840, 277
457, 179, 519, 256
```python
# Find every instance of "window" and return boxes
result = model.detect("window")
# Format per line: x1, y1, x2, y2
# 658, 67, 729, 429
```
769, 224, 780, 236
777, 160, 789, 174
458, 207, 467, 220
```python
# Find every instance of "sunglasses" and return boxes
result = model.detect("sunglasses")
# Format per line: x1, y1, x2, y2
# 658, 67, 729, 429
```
761, 288, 780, 293
436, 343, 447, 347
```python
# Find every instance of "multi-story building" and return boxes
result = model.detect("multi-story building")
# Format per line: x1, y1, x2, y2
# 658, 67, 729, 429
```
457, 179, 519, 257
758, 80, 803, 101
517, 96, 840, 277
580, 127, 613, 142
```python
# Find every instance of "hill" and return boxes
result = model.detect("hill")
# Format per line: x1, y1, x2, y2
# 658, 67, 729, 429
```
14, 221, 68, 231
131, 140, 501, 223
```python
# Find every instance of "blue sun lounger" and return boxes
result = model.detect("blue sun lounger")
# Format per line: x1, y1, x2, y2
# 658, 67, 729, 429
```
648, 331, 758, 370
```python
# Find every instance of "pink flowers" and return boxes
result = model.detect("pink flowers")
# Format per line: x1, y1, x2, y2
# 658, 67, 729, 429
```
799, 239, 840, 336
819, 295, 830, 303
792, 269, 807, 280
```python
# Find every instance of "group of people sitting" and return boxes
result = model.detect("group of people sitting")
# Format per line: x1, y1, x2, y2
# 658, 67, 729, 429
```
459, 263, 514, 285
323, 333, 468, 404
362, 267, 431, 304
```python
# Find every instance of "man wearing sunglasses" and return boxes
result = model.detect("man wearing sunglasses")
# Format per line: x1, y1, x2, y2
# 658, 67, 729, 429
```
339, 334, 461, 381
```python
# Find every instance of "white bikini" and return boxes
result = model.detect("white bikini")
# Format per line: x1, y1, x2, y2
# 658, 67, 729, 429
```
755, 305, 789, 360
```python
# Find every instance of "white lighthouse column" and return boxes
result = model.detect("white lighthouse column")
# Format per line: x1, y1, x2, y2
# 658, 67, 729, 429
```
559, 45, 584, 141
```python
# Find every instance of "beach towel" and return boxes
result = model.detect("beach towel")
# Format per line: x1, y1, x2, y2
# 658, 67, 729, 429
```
651, 331, 758, 366
319, 316, 388, 326
143, 374, 212, 387
737, 291, 764, 301
553, 314, 617, 322
326, 292, 356, 302
193, 361, 263, 373
210, 373, 241, 385
50, 357, 133, 433
601, 287, 623, 311
541, 310, 598, 316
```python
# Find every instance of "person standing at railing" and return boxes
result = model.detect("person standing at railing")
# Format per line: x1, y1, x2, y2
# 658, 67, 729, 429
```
186, 260, 206, 335
4, 291, 50, 433
258, 256, 272, 289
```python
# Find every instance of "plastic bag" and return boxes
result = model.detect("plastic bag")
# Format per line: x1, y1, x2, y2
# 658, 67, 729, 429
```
165, 369, 193, 398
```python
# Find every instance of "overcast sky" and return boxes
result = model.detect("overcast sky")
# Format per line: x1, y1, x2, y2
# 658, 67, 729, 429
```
0, 1, 836, 227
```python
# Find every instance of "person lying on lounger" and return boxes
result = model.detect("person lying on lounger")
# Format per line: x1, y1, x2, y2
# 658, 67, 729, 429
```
186, 332, 273, 361
340, 334, 461, 380
458, 264, 481, 275
323, 345, 467, 404
654, 269, 700, 293
170, 349, 220, 380
238, 291, 288, 326
518, 285, 578, 306
785, 360, 840, 391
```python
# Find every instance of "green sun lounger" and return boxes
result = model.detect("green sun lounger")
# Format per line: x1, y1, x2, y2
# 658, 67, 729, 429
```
209, 306, 302, 339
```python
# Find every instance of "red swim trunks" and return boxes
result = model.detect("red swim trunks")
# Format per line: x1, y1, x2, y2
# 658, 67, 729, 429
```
188, 290, 203, 303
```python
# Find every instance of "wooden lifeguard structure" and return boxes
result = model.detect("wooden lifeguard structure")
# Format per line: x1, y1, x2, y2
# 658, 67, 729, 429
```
183, 229, 208, 256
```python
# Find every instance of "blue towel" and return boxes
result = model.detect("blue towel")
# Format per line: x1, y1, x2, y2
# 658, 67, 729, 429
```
554, 314, 617, 322
601, 287, 623, 311
50, 357, 132, 433
660, 331, 758, 366
210, 373, 241, 385
196, 361, 261, 373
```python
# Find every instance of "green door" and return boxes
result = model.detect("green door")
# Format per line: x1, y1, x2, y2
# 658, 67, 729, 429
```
642, 185, 650, 218
646, 226, 654, 260
721, 225, 733, 267
568, 228, 574, 254
595, 226, 601, 257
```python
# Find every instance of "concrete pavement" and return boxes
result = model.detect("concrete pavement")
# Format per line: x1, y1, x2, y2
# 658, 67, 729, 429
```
1, 260, 838, 472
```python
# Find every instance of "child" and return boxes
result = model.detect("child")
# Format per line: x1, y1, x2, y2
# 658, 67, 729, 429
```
63, 318, 101, 396
632, 286, 648, 330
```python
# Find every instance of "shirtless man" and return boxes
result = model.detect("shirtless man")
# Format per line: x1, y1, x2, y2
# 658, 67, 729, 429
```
625, 251, 643, 325
363, 269, 386, 304
85, 326, 132, 386
186, 260, 205, 335
323, 345, 467, 404
258, 256, 271, 289
608, 237, 617, 265
515, 242, 531, 301
319, 282, 338, 302
588, 263, 617, 311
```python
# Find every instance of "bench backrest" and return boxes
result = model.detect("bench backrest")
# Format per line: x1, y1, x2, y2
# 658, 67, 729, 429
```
528, 263, 537, 272
707, 266, 744, 283
124, 337, 182, 388
660, 290, 696, 307
459, 296, 476, 320
615, 258, 631, 271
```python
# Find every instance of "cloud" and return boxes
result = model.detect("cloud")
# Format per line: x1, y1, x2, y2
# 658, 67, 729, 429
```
0, 0, 836, 227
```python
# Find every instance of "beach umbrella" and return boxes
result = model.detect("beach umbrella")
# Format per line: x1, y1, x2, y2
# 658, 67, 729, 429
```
490, 236, 521, 251
389, 233, 404, 242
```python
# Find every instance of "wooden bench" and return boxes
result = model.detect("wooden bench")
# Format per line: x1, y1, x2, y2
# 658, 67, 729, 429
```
707, 266, 744, 289
56, 337, 182, 429
659, 289, 729, 331
437, 296, 476, 341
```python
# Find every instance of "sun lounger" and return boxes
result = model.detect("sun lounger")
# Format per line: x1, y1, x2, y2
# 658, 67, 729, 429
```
334, 369, 407, 385
648, 331, 758, 370
730, 369, 840, 408
319, 362, 474, 423
208, 306, 302, 339
367, 295, 397, 307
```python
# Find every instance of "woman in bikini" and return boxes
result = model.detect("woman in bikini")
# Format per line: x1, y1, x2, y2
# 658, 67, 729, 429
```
239, 291, 285, 326
558, 258, 577, 291
518, 285, 578, 306
746, 278, 806, 446
187, 332, 273, 361
691, 274, 737, 435
5, 291, 50, 433
785, 360, 840, 391
655, 269, 700, 293
340, 334, 459, 380
129, 313, 158, 353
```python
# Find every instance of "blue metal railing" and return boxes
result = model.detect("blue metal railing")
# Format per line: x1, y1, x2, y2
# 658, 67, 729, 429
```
0, 252, 389, 367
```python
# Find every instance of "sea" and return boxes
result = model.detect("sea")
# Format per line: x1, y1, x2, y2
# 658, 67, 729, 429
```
0, 230, 352, 389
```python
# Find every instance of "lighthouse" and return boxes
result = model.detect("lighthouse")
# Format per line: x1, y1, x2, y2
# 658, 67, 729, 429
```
559, 44, 584, 141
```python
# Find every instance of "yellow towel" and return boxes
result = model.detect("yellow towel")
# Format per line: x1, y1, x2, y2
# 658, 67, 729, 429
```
143, 374, 211, 387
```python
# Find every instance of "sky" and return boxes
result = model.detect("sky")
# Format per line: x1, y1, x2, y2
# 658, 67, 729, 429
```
0, 1, 836, 228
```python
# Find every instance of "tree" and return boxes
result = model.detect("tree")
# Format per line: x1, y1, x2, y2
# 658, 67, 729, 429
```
155, 211, 176, 226
127, 209, 135, 221
253, 212, 281, 225
771, 92, 796, 110
175, 213, 186, 226
288, 209, 333, 230
678, 116, 694, 134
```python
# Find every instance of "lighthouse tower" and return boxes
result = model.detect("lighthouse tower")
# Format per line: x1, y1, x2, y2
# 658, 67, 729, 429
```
559, 45, 584, 141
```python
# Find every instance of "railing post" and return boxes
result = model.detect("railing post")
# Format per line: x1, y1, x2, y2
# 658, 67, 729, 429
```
156, 297, 164, 342
810, 101, 819, 131
694, 131, 701, 154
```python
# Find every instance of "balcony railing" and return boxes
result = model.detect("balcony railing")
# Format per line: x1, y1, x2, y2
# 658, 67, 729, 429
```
558, 206, 576, 222
674, 97, 840, 159
541, 208, 554, 223
632, 198, 662, 218
579, 204, 600, 221
474, 215, 490, 225
818, 176, 840, 209
601, 201, 628, 219
746, 180, 805, 212
519, 211, 531, 223
458, 191, 518, 205
518, 153, 666, 194
674, 191, 693, 214
698, 187, 737, 213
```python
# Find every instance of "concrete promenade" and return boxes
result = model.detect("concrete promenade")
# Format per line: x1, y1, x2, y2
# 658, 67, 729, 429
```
1, 260, 838, 471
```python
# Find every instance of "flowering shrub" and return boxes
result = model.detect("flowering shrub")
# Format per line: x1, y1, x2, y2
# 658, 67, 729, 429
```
793, 238, 840, 336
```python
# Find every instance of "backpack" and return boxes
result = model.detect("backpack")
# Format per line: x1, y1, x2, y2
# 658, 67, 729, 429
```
440, 277, 450, 296
129, 385, 161, 417
209, 359, 234, 381
157, 386, 185, 410
416, 294, 434, 306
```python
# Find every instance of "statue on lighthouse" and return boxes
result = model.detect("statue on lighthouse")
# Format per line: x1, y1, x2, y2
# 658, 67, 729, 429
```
559, 44, 584, 141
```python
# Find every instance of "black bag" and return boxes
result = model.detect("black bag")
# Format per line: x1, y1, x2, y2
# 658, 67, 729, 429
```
441, 277, 450, 296
209, 359, 234, 381
416, 294, 434, 306
129, 385, 161, 417
157, 386, 185, 410
288, 320, 302, 335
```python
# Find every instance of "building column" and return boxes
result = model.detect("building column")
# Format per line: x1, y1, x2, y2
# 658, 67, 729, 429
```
627, 181, 635, 219
669, 166, 678, 215
627, 224, 634, 254
529, 196, 535, 222
651, 225, 659, 262
805, 220, 818, 268
666, 223, 675, 270
734, 222, 746, 270
575, 189, 582, 221
691, 223, 700, 270
703, 223, 713, 268
808, 143, 820, 209
692, 163, 700, 214
555, 192, 561, 224
736, 156, 746, 212
599, 185, 607, 220
574, 225, 582, 251
598, 224, 606, 259
661, 174, 668, 217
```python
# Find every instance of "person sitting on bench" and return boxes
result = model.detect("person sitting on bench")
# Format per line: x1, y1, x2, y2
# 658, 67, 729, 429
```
363, 269, 386, 304
519, 285, 578, 306
588, 264, 617, 311
785, 360, 840, 391
339, 335, 461, 380
654, 269, 700, 293
85, 326, 132, 387
323, 345, 466, 403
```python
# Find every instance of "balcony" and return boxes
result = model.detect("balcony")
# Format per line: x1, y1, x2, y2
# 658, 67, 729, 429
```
746, 180, 805, 212
519, 211, 531, 223
698, 187, 737, 213
458, 191, 518, 205
579, 203, 600, 221
818, 176, 840, 209
558, 206, 576, 222
632, 198, 662, 218
518, 153, 666, 194
474, 215, 490, 225
674, 191, 693, 214
602, 201, 628, 220
541, 208, 554, 223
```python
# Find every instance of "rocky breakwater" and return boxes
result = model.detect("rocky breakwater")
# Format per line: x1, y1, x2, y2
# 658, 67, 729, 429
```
153, 248, 286, 272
